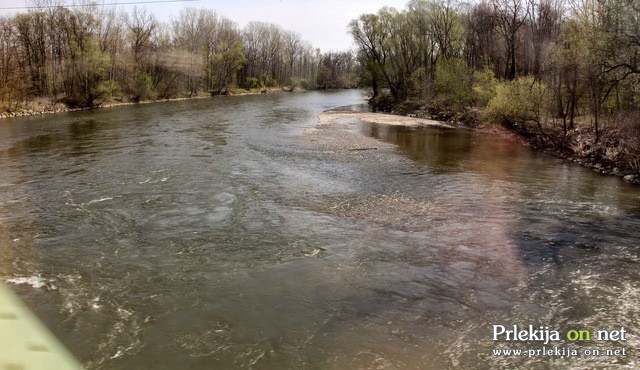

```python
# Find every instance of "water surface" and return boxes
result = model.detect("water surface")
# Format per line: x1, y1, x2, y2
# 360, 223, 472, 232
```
0, 90, 638, 369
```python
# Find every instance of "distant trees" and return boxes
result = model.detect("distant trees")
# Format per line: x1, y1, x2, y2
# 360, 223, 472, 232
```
204, 18, 245, 95
240, 22, 320, 89
0, 15, 23, 107
7, 3, 112, 107
14, 10, 48, 97
317, 51, 355, 89
170, 8, 245, 96
0, 5, 355, 111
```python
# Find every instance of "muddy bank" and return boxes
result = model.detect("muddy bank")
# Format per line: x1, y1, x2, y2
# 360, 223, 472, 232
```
374, 98, 640, 185
0, 96, 216, 120
368, 91, 640, 184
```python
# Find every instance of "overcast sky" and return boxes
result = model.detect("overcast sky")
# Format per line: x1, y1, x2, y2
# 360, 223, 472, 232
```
0, 0, 409, 51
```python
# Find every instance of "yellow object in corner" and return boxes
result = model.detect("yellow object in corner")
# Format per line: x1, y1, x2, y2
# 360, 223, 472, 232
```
0, 282, 83, 370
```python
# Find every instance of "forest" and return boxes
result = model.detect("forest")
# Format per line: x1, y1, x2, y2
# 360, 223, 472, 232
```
0, 2, 355, 111
350, 0, 640, 178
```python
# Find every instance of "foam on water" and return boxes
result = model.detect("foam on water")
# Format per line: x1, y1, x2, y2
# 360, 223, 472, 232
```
86, 197, 113, 205
5, 275, 56, 290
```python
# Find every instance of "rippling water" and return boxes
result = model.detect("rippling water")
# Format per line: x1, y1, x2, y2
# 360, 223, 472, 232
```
0, 90, 638, 369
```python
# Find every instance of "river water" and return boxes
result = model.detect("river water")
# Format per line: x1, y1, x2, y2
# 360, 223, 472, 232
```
0, 90, 638, 369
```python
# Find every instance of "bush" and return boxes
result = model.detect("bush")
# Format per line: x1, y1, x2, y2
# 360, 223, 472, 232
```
265, 77, 279, 87
155, 80, 180, 99
134, 73, 156, 102
610, 111, 640, 172
91, 80, 121, 106
433, 58, 474, 111
242, 77, 261, 90
472, 68, 499, 108
483, 76, 551, 132
290, 77, 315, 90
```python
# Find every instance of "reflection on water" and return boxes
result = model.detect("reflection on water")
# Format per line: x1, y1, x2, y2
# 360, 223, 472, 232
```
0, 91, 639, 369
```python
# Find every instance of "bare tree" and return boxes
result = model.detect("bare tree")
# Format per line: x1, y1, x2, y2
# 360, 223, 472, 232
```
0, 16, 24, 106
284, 30, 303, 80
492, 0, 529, 79
171, 7, 205, 95
14, 10, 48, 96
242, 22, 285, 86
125, 7, 157, 100
528, 0, 563, 80
464, 2, 499, 71
127, 7, 157, 68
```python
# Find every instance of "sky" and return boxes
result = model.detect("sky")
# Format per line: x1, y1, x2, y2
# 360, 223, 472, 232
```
0, 0, 409, 51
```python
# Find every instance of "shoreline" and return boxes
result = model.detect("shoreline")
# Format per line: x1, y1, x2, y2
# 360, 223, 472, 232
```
528, 140, 640, 185
0, 96, 210, 120
0, 87, 291, 120
316, 109, 640, 185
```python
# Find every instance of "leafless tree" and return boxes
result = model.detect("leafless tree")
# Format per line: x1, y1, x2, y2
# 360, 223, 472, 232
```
492, 0, 530, 79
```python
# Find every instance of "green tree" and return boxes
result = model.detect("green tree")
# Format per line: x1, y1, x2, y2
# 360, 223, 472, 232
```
68, 39, 111, 107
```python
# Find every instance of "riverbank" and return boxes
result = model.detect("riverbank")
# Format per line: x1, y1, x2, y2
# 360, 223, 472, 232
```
0, 87, 294, 120
370, 94, 640, 184
522, 127, 640, 184
315, 105, 640, 185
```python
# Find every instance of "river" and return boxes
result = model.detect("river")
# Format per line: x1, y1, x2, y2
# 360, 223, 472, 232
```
0, 90, 638, 369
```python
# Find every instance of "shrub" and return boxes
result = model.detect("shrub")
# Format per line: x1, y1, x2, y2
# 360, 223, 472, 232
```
242, 77, 261, 90
610, 111, 640, 172
290, 77, 314, 90
134, 73, 156, 102
483, 76, 551, 133
91, 80, 121, 106
472, 68, 499, 108
432, 58, 474, 112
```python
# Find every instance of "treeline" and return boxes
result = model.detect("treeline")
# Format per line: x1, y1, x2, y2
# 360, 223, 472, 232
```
0, 3, 356, 110
350, 0, 640, 174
